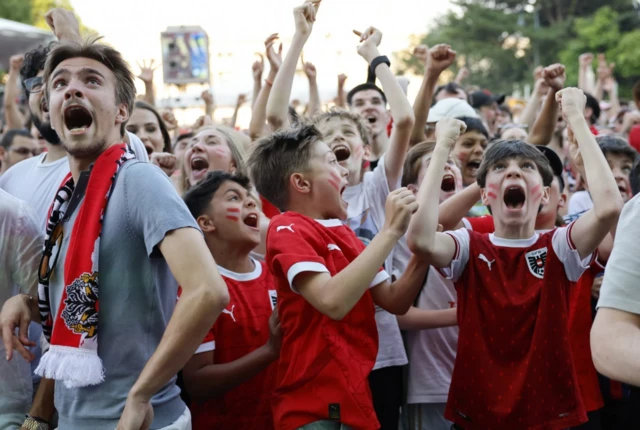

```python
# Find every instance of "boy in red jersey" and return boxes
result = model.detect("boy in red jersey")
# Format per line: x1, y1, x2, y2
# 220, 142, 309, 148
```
407, 87, 623, 429
247, 122, 429, 430
182, 171, 281, 430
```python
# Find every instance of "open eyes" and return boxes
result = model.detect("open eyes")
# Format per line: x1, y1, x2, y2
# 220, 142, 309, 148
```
145, 126, 157, 134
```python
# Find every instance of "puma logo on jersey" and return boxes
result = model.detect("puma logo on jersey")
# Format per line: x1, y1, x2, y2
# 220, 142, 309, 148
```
276, 224, 295, 233
478, 253, 495, 270
327, 244, 341, 251
222, 305, 236, 322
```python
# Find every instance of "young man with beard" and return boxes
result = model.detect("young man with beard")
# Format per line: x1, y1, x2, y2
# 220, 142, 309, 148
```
407, 87, 622, 429
0, 9, 149, 229
0, 36, 229, 429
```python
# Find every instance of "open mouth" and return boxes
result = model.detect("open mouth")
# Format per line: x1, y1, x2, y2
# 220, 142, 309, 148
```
504, 186, 526, 209
41, 98, 49, 114
333, 144, 351, 162
63, 105, 93, 134
466, 160, 481, 172
366, 115, 377, 125
243, 213, 259, 229
441, 174, 456, 192
190, 156, 209, 173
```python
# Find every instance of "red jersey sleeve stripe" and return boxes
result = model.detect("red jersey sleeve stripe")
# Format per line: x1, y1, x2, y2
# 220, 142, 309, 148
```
287, 262, 329, 293
195, 340, 215, 355
445, 232, 461, 260
566, 221, 576, 250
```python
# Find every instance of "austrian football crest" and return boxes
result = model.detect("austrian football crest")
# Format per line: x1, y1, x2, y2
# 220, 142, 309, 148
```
62, 272, 99, 338
525, 247, 547, 279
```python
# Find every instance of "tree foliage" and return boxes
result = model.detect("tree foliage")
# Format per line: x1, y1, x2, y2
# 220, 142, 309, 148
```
398, 0, 640, 99
0, 0, 95, 36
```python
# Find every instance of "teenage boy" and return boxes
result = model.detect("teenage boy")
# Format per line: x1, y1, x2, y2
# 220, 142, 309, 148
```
247, 122, 427, 430
182, 171, 281, 430
407, 87, 623, 429
265, 3, 418, 427
0, 37, 230, 428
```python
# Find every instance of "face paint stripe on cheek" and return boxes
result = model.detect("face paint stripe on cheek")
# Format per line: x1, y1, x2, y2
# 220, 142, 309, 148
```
328, 178, 341, 192
225, 216, 239, 221
488, 183, 498, 190
227, 208, 241, 213
487, 191, 498, 199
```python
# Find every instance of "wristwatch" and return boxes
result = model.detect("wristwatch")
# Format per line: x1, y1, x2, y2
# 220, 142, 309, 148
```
370, 55, 391, 74
22, 415, 50, 430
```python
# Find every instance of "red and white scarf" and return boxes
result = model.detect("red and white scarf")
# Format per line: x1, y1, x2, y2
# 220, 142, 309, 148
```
36, 143, 135, 388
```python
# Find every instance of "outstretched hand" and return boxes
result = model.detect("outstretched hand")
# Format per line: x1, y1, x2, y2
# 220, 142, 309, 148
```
252, 54, 264, 81
264, 33, 283, 73
353, 27, 383, 62
293, 0, 321, 38
137, 59, 157, 84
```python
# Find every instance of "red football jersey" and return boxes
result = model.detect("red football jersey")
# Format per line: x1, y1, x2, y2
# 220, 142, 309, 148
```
567, 260, 605, 412
266, 212, 389, 430
191, 259, 278, 430
441, 224, 591, 429
462, 216, 604, 413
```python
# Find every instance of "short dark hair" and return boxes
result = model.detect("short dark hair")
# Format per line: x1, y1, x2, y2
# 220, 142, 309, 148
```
457, 116, 489, 139
631, 156, 640, 196
584, 93, 601, 124
347, 83, 387, 106
20, 44, 53, 98
184, 171, 251, 220
596, 135, 638, 162
312, 108, 370, 147
1, 129, 33, 149
433, 82, 466, 104
44, 38, 136, 136
401, 140, 435, 187
476, 139, 554, 188
133, 101, 172, 153
247, 123, 323, 211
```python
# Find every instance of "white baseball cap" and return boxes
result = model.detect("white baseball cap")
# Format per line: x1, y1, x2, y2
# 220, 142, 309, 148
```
427, 98, 479, 123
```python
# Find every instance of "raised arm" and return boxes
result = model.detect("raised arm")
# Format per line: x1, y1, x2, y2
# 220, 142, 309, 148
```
557, 88, 623, 259
335, 74, 347, 108
519, 78, 547, 132
407, 118, 466, 267
410, 44, 456, 146
295, 188, 416, 320
578, 53, 594, 94
250, 35, 282, 141
118, 227, 229, 426
528, 64, 565, 146
354, 27, 415, 188
266, 0, 320, 131
201, 90, 215, 119
251, 54, 264, 109
3, 55, 25, 130
182, 310, 281, 401
438, 182, 481, 231
137, 60, 157, 106
230, 94, 247, 129
302, 56, 321, 116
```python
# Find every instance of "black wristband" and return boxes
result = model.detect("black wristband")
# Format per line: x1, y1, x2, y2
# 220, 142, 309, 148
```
370, 55, 390, 74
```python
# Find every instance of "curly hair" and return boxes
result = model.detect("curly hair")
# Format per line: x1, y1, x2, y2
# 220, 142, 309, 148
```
19, 43, 54, 98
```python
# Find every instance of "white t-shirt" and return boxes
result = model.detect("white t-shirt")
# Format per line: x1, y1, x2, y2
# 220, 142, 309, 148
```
567, 190, 593, 220
0, 190, 42, 415
598, 194, 640, 313
0, 132, 149, 230
342, 155, 408, 370
394, 236, 459, 404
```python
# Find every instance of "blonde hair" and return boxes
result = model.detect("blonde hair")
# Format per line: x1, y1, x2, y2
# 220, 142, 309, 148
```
181, 125, 248, 193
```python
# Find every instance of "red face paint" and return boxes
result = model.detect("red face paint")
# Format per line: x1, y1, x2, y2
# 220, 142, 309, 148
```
226, 207, 240, 221
487, 183, 498, 190
530, 184, 542, 200
328, 170, 342, 192
487, 191, 498, 199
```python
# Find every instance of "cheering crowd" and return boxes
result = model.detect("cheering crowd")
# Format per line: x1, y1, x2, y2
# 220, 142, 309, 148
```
2, 2, 640, 430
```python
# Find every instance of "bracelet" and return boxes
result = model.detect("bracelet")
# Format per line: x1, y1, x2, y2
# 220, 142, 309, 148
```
265, 78, 273, 86
370, 55, 391, 74
22, 415, 50, 430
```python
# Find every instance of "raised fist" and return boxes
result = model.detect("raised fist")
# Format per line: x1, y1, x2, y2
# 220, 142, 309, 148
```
556, 87, 586, 118
45, 8, 81, 43
579, 53, 593, 68
383, 188, 419, 239
426, 44, 456, 77
293, 0, 321, 38
337, 73, 348, 87
354, 27, 383, 62
9, 55, 23, 72
542, 63, 566, 92
435, 117, 467, 150
413, 44, 429, 66
252, 54, 264, 81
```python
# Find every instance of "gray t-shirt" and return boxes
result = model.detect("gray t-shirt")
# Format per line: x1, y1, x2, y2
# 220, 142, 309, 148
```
597, 193, 640, 313
49, 161, 198, 429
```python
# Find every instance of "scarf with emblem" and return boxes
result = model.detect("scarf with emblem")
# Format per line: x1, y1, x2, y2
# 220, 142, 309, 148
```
36, 143, 135, 388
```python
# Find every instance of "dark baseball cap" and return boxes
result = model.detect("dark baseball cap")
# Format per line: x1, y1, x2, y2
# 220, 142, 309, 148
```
470, 90, 506, 109
536, 145, 565, 190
